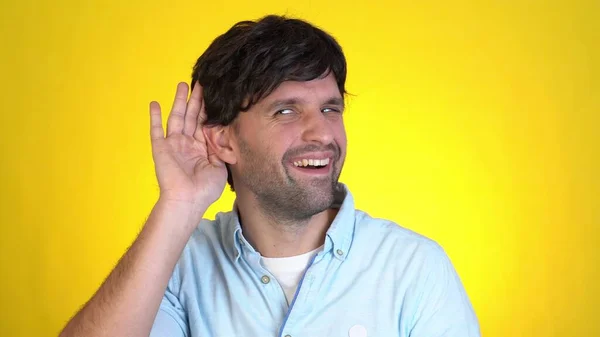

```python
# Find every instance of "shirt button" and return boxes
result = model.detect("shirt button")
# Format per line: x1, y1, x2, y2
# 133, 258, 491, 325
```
261, 275, 270, 284
336, 249, 344, 256
284, 335, 292, 337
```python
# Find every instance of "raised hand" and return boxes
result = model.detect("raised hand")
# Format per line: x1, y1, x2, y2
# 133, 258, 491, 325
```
149, 82, 227, 209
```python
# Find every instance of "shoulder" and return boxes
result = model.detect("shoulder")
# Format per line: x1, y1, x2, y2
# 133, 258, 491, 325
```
353, 209, 445, 253
351, 209, 451, 273
174, 210, 237, 270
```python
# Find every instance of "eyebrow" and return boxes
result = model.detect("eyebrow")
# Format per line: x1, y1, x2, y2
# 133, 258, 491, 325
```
266, 96, 345, 111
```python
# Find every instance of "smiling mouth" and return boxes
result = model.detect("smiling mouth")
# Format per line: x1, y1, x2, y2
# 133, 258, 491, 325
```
292, 157, 330, 169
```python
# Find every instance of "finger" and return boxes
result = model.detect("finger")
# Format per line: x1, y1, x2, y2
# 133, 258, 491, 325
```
183, 81, 202, 136
166, 82, 189, 136
149, 101, 164, 142
193, 83, 208, 142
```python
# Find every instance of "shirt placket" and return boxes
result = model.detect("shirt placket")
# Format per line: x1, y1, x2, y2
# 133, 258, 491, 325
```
239, 237, 289, 322
276, 251, 332, 337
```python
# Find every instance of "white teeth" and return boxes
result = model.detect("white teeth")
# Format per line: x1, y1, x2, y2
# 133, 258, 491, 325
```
293, 158, 330, 167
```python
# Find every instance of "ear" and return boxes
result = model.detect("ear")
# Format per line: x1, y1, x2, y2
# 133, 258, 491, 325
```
202, 125, 237, 165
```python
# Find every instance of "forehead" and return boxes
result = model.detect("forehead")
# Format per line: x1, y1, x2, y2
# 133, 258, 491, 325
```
260, 72, 342, 104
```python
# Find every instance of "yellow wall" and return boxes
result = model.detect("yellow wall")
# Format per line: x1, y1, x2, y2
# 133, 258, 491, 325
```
1, 1, 598, 336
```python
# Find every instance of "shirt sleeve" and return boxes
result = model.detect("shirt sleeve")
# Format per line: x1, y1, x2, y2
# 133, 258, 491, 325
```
149, 269, 189, 337
408, 244, 481, 337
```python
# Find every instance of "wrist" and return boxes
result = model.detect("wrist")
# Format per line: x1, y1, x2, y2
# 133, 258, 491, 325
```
154, 198, 209, 230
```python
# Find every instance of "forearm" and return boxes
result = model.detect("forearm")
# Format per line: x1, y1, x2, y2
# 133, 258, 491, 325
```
59, 199, 207, 337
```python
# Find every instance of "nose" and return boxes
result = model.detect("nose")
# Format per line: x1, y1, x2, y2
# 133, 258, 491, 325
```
300, 109, 335, 145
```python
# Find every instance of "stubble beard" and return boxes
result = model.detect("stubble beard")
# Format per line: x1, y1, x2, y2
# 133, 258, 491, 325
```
237, 140, 342, 224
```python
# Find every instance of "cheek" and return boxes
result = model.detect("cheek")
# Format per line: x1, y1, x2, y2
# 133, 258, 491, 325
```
333, 122, 348, 151
256, 132, 294, 163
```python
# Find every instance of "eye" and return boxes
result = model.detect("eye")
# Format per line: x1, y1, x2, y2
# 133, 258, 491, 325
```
276, 108, 294, 115
322, 107, 342, 113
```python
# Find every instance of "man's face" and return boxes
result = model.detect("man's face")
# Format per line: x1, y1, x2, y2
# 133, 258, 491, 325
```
231, 72, 347, 220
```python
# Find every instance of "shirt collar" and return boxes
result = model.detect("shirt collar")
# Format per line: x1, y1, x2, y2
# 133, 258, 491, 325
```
225, 205, 246, 263
221, 183, 356, 263
322, 183, 356, 261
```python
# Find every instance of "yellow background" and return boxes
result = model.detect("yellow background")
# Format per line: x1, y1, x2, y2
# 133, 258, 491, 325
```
1, 1, 598, 336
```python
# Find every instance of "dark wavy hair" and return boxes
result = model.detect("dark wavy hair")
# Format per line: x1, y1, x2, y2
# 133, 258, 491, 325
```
191, 15, 347, 190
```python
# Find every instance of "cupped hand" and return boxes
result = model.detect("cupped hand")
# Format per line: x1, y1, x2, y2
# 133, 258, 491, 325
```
149, 82, 227, 208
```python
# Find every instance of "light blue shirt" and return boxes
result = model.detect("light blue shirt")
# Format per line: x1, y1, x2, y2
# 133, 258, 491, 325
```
150, 184, 480, 337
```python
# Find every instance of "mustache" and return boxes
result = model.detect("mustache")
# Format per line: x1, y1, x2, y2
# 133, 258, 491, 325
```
283, 143, 340, 162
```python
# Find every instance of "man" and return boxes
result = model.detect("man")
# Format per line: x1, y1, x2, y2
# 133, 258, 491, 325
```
60, 15, 480, 337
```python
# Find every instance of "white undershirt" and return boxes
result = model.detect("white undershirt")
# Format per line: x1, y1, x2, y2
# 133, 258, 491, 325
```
261, 246, 322, 305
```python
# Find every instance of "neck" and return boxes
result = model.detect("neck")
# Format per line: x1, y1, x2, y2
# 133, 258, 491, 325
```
234, 189, 338, 258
